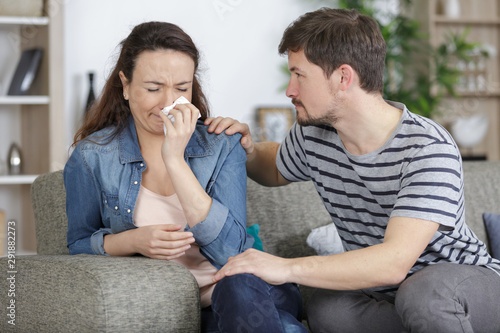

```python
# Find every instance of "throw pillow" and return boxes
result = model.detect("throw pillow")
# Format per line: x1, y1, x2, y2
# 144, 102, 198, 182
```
483, 213, 500, 260
247, 224, 263, 251
306, 223, 345, 256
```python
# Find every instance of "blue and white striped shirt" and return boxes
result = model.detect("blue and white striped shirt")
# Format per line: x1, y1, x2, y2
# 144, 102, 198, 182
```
277, 101, 500, 294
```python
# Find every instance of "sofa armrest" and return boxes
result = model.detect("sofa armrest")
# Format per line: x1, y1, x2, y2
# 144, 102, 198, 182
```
0, 255, 200, 333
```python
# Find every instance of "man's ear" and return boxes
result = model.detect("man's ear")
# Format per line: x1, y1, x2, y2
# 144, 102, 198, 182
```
337, 64, 355, 91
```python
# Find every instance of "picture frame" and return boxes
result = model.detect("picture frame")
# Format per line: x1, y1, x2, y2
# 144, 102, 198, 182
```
257, 107, 294, 142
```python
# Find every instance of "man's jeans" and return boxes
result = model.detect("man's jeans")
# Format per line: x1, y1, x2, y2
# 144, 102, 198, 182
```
306, 263, 500, 333
202, 273, 308, 333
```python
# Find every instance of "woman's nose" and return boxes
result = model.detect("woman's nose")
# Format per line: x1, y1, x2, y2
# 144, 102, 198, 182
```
161, 91, 175, 108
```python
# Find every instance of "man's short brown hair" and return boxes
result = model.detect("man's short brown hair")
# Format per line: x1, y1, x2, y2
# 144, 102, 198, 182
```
279, 7, 386, 94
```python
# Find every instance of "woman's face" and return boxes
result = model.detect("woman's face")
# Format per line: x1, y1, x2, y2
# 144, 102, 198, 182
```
120, 49, 195, 135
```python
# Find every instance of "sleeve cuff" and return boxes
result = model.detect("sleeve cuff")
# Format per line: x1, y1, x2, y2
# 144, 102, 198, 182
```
187, 199, 229, 247
90, 228, 114, 255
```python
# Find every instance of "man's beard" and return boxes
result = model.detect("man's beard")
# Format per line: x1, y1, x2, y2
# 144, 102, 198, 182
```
293, 98, 339, 127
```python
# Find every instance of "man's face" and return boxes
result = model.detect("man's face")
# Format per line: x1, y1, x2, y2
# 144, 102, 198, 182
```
286, 49, 341, 126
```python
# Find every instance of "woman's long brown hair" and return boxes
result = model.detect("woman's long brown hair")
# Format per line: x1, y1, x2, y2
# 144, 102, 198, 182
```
72, 21, 210, 147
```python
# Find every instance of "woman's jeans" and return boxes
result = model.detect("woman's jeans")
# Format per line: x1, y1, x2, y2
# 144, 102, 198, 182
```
202, 273, 308, 333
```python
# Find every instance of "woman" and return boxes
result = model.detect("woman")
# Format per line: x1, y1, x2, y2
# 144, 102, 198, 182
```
64, 21, 306, 332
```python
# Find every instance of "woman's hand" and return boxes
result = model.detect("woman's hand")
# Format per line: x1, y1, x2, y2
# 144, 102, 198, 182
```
132, 224, 196, 260
205, 117, 255, 155
160, 103, 200, 164
104, 224, 195, 260
159, 102, 212, 227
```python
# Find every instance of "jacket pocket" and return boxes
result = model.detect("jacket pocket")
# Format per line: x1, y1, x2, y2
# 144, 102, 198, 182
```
102, 192, 121, 216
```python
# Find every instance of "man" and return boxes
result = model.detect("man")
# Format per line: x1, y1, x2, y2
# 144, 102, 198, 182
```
207, 7, 500, 333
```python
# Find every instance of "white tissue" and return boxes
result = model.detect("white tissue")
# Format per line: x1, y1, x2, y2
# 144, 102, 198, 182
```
162, 96, 190, 121
161, 96, 198, 135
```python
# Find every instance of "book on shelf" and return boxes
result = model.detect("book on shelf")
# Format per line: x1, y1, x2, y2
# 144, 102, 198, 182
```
7, 48, 43, 96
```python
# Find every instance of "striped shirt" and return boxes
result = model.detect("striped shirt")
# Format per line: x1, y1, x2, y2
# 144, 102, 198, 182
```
277, 101, 500, 294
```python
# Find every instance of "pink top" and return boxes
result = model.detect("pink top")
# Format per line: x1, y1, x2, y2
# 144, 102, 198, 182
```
133, 185, 217, 308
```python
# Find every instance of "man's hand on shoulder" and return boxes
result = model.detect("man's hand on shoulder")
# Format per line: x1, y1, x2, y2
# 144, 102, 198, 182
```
205, 117, 288, 187
205, 117, 254, 155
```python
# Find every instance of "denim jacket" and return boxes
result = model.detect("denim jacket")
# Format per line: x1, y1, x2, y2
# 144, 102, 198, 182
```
64, 116, 253, 268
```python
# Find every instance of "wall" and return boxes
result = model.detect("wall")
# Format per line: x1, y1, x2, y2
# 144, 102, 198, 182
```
63, 0, 399, 149
63, 0, 319, 148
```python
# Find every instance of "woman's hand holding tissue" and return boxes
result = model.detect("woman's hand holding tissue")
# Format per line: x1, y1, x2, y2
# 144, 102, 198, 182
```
159, 101, 200, 164
159, 100, 212, 227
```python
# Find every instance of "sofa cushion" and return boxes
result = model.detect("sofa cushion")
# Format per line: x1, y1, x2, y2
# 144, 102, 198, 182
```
483, 213, 500, 260
246, 179, 331, 258
31, 170, 69, 255
463, 161, 500, 249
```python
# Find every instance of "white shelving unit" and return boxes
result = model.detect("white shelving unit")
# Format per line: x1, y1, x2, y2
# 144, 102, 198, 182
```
0, 16, 49, 25
0, 1, 65, 254
414, 0, 500, 160
0, 95, 50, 105
0, 175, 38, 185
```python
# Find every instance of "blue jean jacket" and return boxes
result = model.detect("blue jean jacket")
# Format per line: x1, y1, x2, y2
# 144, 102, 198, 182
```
64, 116, 253, 268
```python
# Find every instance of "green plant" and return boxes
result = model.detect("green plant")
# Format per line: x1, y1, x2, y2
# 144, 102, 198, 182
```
286, 0, 485, 118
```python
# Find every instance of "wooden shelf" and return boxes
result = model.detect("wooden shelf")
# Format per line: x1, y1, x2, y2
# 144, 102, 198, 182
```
414, 0, 500, 161
454, 89, 500, 97
1, 250, 37, 257
434, 16, 500, 25
0, 95, 50, 105
0, 16, 49, 26
0, 175, 38, 185
0, 3, 65, 254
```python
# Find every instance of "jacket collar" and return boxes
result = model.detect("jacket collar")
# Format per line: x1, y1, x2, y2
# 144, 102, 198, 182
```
118, 116, 144, 164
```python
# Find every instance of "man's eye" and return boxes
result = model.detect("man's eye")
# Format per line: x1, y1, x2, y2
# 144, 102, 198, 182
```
177, 88, 188, 92
147, 88, 159, 92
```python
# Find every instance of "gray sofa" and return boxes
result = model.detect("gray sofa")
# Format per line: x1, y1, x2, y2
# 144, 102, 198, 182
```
0, 161, 498, 332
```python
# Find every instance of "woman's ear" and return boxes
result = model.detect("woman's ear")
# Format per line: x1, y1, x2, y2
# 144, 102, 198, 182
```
119, 71, 129, 100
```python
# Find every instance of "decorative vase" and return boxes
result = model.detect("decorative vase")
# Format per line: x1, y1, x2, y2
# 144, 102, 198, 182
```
85, 71, 96, 113
451, 114, 489, 148
7, 143, 22, 175
444, 0, 461, 18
